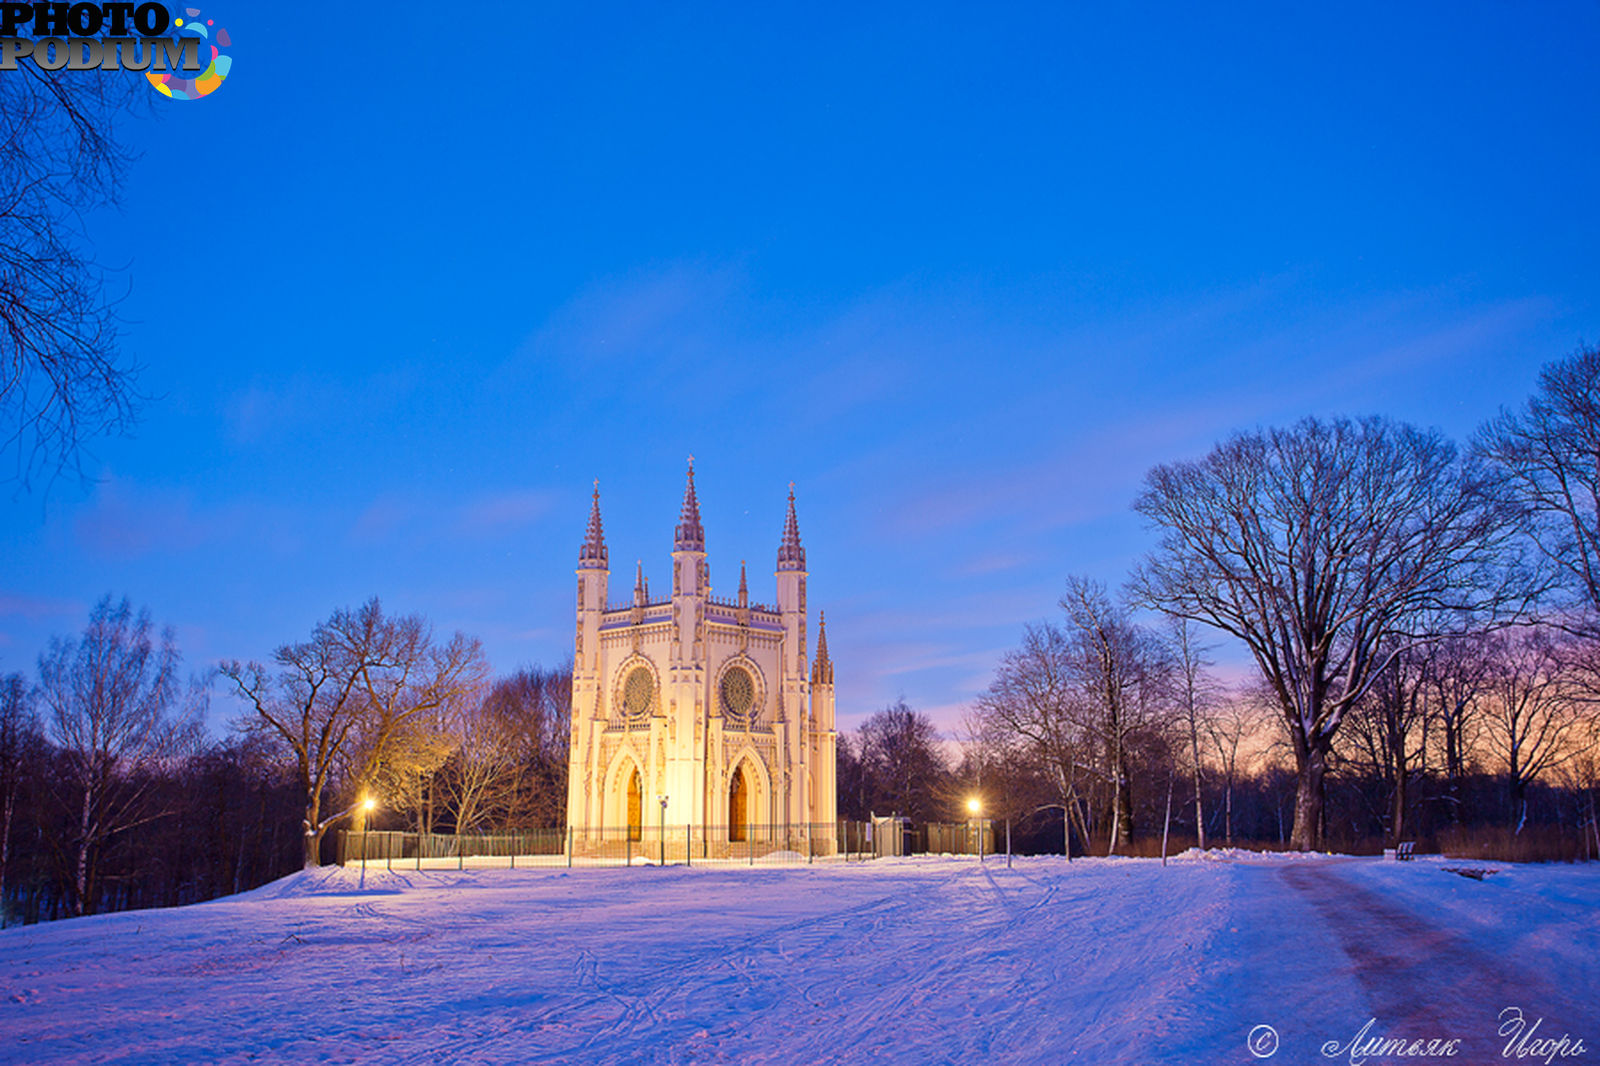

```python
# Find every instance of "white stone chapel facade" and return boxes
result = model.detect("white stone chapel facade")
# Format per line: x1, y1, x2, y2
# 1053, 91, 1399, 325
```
565, 464, 838, 851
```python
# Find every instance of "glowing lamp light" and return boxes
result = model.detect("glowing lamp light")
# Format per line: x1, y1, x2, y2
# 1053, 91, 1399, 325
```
967, 797, 982, 815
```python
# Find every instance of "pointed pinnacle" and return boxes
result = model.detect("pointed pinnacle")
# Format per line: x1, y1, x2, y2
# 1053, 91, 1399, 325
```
777, 482, 805, 571
675, 460, 705, 552
579, 480, 608, 568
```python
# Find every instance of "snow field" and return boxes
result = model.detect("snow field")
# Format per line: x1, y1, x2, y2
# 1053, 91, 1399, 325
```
1, 854, 1596, 1064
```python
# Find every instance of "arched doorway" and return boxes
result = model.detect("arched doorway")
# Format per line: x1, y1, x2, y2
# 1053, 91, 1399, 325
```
728, 764, 748, 842
627, 768, 642, 841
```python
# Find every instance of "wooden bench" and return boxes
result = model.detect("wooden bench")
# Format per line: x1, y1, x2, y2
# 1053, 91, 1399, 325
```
1395, 841, 1416, 861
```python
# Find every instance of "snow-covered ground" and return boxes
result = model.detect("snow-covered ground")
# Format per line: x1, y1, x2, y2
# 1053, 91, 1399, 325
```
2, 853, 1596, 1063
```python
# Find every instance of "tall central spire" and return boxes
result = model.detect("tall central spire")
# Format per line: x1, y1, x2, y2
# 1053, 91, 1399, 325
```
777, 481, 805, 571
579, 480, 608, 568
674, 458, 705, 552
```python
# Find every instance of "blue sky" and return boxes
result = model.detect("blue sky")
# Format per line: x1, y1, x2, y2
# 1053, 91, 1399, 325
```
3, 3, 1598, 733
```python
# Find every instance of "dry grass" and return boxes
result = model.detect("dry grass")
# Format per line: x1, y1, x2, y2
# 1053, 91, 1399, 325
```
1435, 825, 1597, 864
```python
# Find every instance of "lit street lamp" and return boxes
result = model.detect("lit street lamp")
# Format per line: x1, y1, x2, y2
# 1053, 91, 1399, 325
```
967, 797, 983, 863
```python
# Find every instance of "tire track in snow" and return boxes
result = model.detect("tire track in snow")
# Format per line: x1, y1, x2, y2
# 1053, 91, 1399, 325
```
1279, 861, 1595, 1050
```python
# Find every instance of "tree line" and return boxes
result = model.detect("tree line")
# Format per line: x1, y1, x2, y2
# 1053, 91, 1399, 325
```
0, 597, 572, 924
906, 345, 1600, 859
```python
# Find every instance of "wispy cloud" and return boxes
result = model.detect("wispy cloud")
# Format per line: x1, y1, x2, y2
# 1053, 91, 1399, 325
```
73, 481, 303, 561
0, 593, 83, 622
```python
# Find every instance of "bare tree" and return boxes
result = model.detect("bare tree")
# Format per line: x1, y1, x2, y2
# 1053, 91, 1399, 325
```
1166, 617, 1218, 850
35, 597, 199, 914
370, 711, 455, 835
857, 701, 949, 822
1425, 631, 1495, 795
334, 606, 488, 833
1342, 645, 1431, 845
434, 687, 531, 835
0, 672, 39, 923
971, 622, 1095, 850
1059, 577, 1169, 853
481, 665, 572, 829
220, 598, 487, 868
1204, 695, 1268, 846
2, 65, 147, 485
1478, 628, 1584, 822
1132, 416, 1529, 850
1477, 344, 1600, 636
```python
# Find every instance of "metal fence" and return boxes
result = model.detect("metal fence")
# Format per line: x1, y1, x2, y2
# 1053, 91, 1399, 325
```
337, 818, 998, 869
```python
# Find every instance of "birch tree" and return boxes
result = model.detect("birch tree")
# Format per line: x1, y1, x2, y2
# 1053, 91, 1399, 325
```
36, 597, 199, 914
1166, 617, 1218, 850
1058, 578, 1168, 853
1131, 416, 1529, 850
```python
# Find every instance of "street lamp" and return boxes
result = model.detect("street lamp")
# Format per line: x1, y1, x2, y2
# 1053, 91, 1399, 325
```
657, 795, 668, 866
967, 797, 983, 863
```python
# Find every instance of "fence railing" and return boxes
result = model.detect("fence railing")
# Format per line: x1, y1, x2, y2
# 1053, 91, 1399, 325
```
337, 819, 998, 869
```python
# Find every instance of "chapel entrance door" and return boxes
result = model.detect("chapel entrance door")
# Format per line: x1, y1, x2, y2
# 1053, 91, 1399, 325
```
728, 765, 748, 843
627, 769, 643, 842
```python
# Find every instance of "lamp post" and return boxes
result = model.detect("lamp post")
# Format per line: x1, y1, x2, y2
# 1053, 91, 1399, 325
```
657, 795, 668, 866
967, 797, 983, 863
327, 795, 378, 866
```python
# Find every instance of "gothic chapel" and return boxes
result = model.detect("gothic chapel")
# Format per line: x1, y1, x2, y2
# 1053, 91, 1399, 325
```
566, 464, 838, 854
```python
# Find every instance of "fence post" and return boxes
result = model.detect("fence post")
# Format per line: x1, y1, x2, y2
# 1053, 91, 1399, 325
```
1006, 819, 1012, 869
686, 824, 691, 868
567, 826, 573, 868
627, 833, 632, 868
510, 833, 516, 870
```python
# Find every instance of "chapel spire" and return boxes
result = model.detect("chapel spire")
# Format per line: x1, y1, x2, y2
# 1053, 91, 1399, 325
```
578, 480, 608, 569
777, 482, 805, 571
674, 458, 705, 552
738, 559, 748, 607
812, 610, 833, 685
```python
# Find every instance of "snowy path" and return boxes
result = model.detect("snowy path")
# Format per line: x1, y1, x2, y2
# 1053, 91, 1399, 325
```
1, 855, 1595, 1063
1279, 860, 1592, 1054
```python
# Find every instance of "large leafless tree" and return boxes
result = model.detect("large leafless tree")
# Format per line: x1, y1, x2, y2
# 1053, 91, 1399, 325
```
220, 598, 487, 868
1478, 344, 1600, 637
2, 66, 146, 485
1131, 416, 1530, 850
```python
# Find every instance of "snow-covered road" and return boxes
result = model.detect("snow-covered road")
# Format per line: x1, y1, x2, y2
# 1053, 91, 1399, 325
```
1, 853, 1595, 1063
